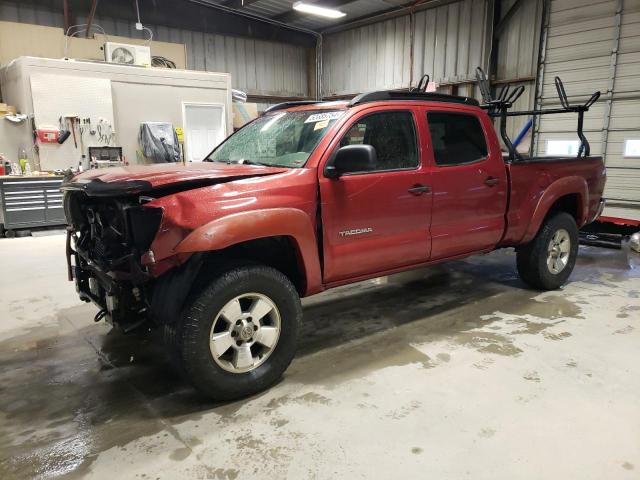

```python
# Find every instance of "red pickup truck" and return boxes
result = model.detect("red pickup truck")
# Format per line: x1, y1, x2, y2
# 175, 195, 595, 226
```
62, 89, 605, 400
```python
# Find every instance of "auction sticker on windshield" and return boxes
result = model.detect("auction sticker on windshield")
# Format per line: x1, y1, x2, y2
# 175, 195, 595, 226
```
305, 111, 344, 123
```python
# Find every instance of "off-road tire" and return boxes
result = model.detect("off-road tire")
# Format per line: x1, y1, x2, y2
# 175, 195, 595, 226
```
175, 264, 301, 401
516, 211, 579, 290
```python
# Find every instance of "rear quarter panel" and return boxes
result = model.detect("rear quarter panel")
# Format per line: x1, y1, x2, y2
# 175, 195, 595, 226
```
501, 157, 606, 245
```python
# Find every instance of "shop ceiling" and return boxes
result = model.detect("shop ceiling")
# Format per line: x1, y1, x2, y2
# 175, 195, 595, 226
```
201, 0, 411, 31
18, 0, 431, 47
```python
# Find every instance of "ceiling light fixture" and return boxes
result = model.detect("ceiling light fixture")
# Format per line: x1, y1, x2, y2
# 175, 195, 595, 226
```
292, 2, 347, 19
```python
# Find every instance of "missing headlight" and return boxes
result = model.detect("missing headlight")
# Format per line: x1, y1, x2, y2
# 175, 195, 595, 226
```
126, 206, 163, 252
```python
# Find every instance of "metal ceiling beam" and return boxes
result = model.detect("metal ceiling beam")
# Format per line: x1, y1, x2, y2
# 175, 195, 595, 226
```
271, 0, 359, 25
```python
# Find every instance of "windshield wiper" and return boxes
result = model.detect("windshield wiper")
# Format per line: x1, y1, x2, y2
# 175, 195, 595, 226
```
238, 159, 270, 167
206, 158, 255, 165
208, 158, 285, 167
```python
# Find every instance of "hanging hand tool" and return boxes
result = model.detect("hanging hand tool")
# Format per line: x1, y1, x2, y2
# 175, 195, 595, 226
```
69, 117, 78, 148
97, 118, 115, 145
79, 119, 88, 170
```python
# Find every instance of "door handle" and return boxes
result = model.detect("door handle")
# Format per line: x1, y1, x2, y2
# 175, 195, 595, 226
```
408, 184, 431, 195
484, 177, 499, 187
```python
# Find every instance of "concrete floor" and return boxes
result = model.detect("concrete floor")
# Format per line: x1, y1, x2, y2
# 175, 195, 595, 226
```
0, 233, 639, 480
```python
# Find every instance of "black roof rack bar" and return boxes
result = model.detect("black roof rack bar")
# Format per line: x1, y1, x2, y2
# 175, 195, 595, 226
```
263, 88, 479, 114
264, 101, 324, 114
348, 90, 479, 108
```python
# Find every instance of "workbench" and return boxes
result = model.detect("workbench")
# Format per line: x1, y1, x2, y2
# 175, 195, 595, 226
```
0, 175, 66, 233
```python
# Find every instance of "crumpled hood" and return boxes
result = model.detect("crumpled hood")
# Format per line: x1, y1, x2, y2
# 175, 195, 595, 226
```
62, 162, 289, 196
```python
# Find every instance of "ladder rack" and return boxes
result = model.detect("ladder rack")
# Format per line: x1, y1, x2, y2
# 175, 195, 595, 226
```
476, 67, 600, 161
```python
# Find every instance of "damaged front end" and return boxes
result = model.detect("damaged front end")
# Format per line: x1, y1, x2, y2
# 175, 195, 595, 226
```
63, 182, 163, 331
61, 165, 290, 331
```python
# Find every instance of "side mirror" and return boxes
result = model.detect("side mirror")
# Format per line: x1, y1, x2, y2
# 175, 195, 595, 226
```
324, 144, 377, 179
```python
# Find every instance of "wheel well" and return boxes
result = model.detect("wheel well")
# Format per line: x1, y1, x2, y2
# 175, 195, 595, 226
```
206, 236, 307, 295
548, 194, 580, 222
150, 236, 306, 325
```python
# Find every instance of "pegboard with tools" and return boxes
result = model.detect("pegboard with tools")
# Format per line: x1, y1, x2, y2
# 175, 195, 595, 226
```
29, 73, 119, 171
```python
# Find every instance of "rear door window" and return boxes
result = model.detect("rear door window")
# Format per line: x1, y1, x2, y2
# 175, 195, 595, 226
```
427, 112, 488, 166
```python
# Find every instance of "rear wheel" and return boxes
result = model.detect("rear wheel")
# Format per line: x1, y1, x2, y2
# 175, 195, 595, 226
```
175, 264, 301, 401
516, 212, 579, 290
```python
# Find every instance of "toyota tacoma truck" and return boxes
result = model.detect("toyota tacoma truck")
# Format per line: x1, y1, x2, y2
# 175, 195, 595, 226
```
62, 87, 606, 400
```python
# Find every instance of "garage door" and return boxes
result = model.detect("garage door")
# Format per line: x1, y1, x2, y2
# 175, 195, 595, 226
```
535, 0, 640, 204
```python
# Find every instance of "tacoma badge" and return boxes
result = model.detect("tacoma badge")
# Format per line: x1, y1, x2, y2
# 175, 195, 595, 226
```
339, 228, 373, 237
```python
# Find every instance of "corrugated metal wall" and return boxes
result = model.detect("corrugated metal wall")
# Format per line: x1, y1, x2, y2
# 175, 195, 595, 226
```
494, 0, 543, 141
322, 15, 412, 97
496, 0, 542, 81
0, 1, 309, 98
321, 0, 543, 143
92, 17, 309, 97
412, 0, 489, 85
535, 0, 640, 203
322, 0, 491, 97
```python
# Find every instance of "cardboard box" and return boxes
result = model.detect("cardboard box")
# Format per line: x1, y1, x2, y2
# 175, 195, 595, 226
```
233, 102, 259, 129
0, 103, 17, 114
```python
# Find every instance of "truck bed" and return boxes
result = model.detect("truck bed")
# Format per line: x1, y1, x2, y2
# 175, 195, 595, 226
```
500, 155, 606, 246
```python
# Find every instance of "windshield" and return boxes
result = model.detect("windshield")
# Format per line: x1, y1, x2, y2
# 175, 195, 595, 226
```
206, 110, 343, 168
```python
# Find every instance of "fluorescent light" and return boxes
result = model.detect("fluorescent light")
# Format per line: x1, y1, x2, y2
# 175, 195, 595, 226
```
293, 2, 346, 19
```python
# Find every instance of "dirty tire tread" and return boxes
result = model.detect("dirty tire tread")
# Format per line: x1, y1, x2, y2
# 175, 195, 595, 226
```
516, 211, 579, 290
162, 323, 183, 369
177, 264, 301, 401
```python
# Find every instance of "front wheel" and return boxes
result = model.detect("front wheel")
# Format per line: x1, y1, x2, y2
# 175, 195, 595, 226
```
176, 264, 301, 401
516, 212, 579, 290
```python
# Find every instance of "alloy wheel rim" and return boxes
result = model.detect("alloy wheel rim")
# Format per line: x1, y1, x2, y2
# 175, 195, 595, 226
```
547, 228, 571, 274
209, 293, 281, 374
